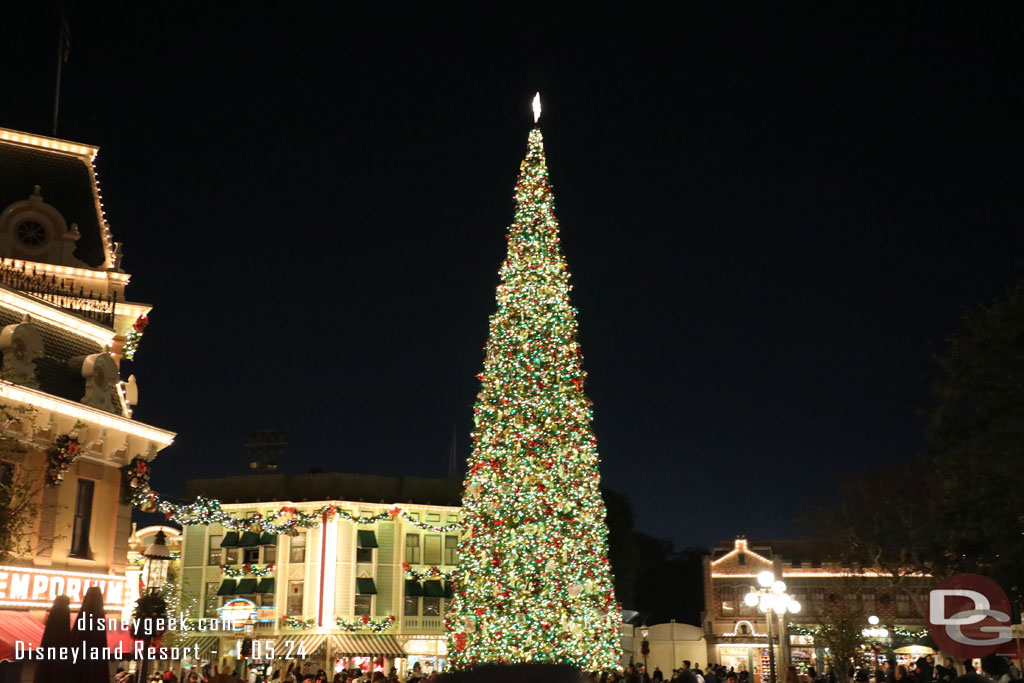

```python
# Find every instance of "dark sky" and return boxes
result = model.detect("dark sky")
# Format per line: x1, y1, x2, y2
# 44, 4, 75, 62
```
5, 3, 1024, 548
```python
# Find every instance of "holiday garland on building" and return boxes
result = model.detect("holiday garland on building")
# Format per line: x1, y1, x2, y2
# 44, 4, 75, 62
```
282, 616, 316, 630
121, 456, 153, 505
122, 314, 149, 361
154, 496, 459, 534
45, 432, 81, 485
335, 615, 397, 632
404, 563, 454, 580
221, 563, 276, 578
446, 112, 621, 670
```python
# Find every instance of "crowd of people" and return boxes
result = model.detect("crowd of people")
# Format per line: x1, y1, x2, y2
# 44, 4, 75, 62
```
120, 661, 439, 683
118, 655, 1024, 683
848, 654, 1021, 683
590, 656, 1024, 683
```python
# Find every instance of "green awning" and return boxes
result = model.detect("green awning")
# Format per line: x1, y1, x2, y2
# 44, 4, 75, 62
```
356, 578, 377, 595
424, 580, 445, 598
404, 580, 424, 597
216, 580, 237, 596
259, 532, 277, 546
220, 532, 239, 548
235, 578, 258, 594
255, 578, 275, 594
356, 530, 378, 548
443, 581, 454, 599
238, 531, 260, 547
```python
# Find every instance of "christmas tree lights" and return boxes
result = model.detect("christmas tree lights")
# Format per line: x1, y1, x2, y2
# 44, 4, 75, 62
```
446, 115, 621, 670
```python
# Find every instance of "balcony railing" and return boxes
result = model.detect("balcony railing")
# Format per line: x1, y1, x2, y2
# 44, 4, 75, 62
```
401, 617, 445, 633
0, 260, 115, 327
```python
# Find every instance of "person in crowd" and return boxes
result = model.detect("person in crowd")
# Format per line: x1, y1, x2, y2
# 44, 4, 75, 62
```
679, 661, 698, 683
966, 661, 979, 676
788, 667, 801, 683
705, 665, 719, 683
981, 654, 1012, 683
653, 667, 664, 682
894, 666, 910, 682
935, 658, 956, 683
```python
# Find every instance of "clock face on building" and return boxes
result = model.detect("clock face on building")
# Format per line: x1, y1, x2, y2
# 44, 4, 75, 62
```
15, 220, 48, 247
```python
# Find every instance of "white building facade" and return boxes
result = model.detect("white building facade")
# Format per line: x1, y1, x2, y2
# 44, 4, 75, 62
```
177, 475, 462, 679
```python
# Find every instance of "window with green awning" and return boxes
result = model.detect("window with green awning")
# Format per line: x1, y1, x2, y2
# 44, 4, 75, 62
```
356, 578, 377, 595
404, 579, 424, 597
220, 532, 239, 548
238, 531, 260, 547
259, 532, 277, 546
235, 578, 258, 594
356, 530, 378, 548
443, 581, 453, 599
255, 578, 275, 593
217, 580, 237, 596
423, 580, 445, 598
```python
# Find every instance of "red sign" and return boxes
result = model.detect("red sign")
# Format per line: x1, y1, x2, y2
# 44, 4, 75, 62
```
0, 565, 126, 609
928, 573, 1013, 659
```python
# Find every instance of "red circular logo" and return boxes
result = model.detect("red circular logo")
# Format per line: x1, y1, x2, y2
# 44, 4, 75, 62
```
927, 573, 1013, 659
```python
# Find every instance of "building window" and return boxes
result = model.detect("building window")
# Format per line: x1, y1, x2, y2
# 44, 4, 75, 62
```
404, 596, 419, 616
290, 535, 306, 563
810, 587, 825, 614
244, 547, 260, 564
443, 535, 458, 565
225, 547, 239, 565
260, 593, 275, 607
423, 597, 440, 617
204, 582, 220, 618
737, 553, 746, 566
405, 534, 420, 564
263, 544, 277, 564
862, 587, 875, 611
720, 586, 735, 616
896, 593, 913, 617
356, 530, 377, 564
0, 461, 13, 508
424, 535, 442, 565
70, 479, 94, 558
354, 594, 372, 616
287, 580, 303, 616
208, 535, 223, 565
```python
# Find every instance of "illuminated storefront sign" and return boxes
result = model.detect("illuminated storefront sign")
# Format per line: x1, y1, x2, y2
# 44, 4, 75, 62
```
219, 598, 257, 629
0, 565, 126, 609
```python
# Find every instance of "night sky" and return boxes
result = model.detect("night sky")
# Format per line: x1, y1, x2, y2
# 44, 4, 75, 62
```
4, 4, 1024, 548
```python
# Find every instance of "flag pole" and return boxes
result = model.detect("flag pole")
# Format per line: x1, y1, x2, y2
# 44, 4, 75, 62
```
52, 9, 68, 137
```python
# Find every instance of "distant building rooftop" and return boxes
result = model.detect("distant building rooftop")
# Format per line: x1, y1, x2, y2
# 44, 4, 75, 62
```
710, 537, 849, 564
183, 472, 463, 508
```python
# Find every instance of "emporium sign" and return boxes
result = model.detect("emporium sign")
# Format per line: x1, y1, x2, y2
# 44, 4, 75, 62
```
0, 565, 126, 609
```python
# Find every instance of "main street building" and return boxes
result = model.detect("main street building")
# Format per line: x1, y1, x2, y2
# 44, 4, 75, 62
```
0, 127, 175, 680
703, 538, 935, 681
177, 473, 462, 679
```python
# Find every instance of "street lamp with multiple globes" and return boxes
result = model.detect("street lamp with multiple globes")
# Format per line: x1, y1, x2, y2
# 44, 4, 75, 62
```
745, 571, 801, 683
862, 615, 890, 669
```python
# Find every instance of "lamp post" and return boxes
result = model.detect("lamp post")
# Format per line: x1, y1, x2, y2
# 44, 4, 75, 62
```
640, 625, 650, 677
745, 571, 801, 683
137, 530, 172, 683
861, 616, 889, 672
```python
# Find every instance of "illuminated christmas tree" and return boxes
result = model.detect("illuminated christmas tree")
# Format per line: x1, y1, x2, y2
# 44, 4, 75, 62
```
447, 95, 622, 670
